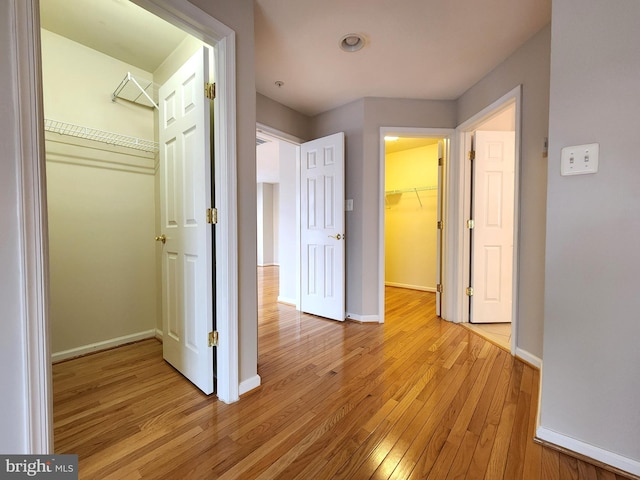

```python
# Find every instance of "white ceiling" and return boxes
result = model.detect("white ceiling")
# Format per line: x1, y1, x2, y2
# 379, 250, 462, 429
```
40, 0, 550, 117
255, 0, 550, 116
39, 0, 188, 73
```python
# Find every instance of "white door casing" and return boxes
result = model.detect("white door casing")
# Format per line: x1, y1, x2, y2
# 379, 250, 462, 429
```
159, 46, 214, 394
435, 139, 445, 316
470, 130, 516, 324
300, 132, 346, 321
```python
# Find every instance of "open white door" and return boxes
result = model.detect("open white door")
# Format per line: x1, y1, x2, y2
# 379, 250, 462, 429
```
158, 47, 214, 394
300, 132, 346, 321
435, 140, 445, 317
470, 130, 516, 323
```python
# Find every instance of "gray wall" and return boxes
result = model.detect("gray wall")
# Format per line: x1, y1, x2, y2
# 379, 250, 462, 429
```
312, 98, 457, 318
457, 25, 551, 359
362, 98, 457, 315
541, 0, 640, 462
257, 93, 312, 141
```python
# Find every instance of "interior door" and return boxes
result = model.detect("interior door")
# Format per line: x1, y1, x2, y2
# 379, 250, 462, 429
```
300, 132, 346, 321
435, 139, 445, 317
470, 130, 516, 323
158, 46, 214, 394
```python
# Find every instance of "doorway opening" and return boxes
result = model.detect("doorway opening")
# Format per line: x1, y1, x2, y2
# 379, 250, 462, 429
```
255, 125, 301, 311
378, 128, 453, 324
40, 0, 218, 393
17, 0, 239, 450
456, 87, 521, 354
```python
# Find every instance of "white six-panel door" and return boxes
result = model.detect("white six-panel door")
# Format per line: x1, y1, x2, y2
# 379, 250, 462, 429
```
300, 132, 346, 321
158, 47, 214, 394
471, 130, 516, 324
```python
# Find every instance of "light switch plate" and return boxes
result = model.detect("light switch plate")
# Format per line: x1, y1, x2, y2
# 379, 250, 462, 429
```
561, 143, 599, 176
345, 199, 354, 211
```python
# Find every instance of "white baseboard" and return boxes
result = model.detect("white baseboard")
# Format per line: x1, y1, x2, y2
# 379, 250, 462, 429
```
536, 426, 640, 477
52, 329, 157, 363
239, 374, 261, 395
155, 328, 163, 341
277, 295, 296, 306
515, 347, 542, 369
345, 312, 380, 323
384, 282, 436, 293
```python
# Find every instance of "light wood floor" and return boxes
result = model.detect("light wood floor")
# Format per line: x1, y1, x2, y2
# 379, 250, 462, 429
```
53, 266, 632, 479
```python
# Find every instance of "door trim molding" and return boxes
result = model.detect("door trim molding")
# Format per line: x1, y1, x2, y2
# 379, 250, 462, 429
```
13, 0, 53, 453
378, 127, 455, 323
454, 85, 522, 355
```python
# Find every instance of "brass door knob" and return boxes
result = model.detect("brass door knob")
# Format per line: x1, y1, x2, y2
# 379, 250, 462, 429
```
328, 234, 342, 240
155, 234, 166, 244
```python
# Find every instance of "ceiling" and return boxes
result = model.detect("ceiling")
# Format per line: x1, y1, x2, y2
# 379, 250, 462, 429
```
40, 0, 188, 73
255, 0, 551, 116
40, 0, 550, 117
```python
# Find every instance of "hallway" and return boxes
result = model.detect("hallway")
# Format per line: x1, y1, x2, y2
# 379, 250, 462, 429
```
51, 266, 630, 479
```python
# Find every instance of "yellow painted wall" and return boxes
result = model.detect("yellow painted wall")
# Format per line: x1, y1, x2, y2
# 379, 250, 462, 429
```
385, 144, 439, 290
42, 30, 157, 357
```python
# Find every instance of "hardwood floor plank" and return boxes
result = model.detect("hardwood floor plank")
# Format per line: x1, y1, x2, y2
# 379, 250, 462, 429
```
542, 446, 561, 480
50, 266, 635, 480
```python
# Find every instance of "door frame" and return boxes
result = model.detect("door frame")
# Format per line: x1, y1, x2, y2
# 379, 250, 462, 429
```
454, 85, 521, 354
256, 123, 303, 309
378, 127, 455, 323
16, 0, 239, 451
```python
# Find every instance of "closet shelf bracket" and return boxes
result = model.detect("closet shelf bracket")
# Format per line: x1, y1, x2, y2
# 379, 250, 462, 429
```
112, 72, 158, 110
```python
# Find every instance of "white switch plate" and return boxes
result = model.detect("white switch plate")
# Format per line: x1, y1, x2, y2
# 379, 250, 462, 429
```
345, 199, 353, 211
561, 143, 599, 176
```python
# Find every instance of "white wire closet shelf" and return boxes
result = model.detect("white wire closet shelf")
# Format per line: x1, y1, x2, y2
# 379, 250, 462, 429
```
385, 186, 437, 195
44, 119, 159, 154
385, 186, 437, 208
112, 72, 158, 109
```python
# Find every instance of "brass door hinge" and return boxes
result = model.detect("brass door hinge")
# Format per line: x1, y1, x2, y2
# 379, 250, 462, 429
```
206, 208, 218, 224
205, 82, 216, 100
466, 287, 474, 297
437, 220, 443, 230
468, 150, 475, 161
436, 284, 443, 293
208, 331, 219, 347
438, 157, 443, 167
467, 219, 475, 229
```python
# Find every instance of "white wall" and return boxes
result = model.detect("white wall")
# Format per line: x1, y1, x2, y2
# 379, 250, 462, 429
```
540, 0, 640, 472
41, 30, 157, 357
457, 26, 550, 359
385, 144, 439, 291
277, 141, 298, 304
41, 30, 153, 140
257, 93, 311, 141
256, 182, 276, 266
